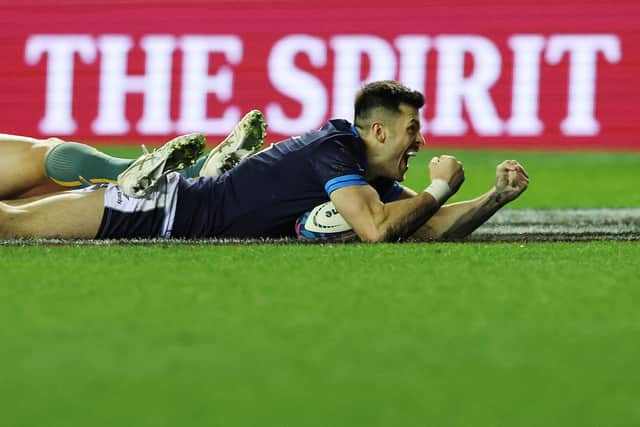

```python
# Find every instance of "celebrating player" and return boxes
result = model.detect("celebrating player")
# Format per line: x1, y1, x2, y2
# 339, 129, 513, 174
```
0, 80, 528, 242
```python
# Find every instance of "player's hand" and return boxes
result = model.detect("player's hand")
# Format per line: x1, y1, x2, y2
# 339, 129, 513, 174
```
495, 160, 529, 204
429, 155, 465, 195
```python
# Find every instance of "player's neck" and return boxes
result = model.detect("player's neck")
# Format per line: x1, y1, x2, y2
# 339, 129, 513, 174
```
362, 141, 386, 180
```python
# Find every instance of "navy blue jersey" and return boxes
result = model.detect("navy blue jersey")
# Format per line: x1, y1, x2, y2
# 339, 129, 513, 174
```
171, 119, 404, 239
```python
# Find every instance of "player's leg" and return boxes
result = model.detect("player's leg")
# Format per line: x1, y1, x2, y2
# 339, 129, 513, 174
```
47, 133, 211, 193
0, 187, 106, 239
0, 134, 64, 199
0, 133, 135, 200
121, 110, 267, 182
177, 109, 266, 180
117, 110, 266, 196
1, 192, 58, 207
198, 110, 267, 177
116, 133, 206, 196
1, 110, 264, 201
44, 140, 134, 188
0, 132, 202, 200
116, 109, 266, 183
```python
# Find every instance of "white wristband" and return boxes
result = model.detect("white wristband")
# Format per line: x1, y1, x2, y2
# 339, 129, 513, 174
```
424, 179, 451, 204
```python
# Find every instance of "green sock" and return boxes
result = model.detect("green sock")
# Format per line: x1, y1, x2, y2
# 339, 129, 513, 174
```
45, 142, 134, 188
179, 156, 207, 178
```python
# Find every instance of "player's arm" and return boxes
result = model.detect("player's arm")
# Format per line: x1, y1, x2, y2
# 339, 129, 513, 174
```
330, 185, 438, 242
409, 160, 529, 240
329, 156, 464, 242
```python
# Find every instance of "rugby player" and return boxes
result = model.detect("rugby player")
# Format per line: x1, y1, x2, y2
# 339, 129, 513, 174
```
0, 80, 528, 242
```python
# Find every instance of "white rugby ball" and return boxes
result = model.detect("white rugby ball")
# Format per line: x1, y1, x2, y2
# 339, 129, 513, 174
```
295, 201, 357, 242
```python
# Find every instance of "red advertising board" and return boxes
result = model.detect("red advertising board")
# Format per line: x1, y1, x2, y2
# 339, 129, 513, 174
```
0, 0, 638, 150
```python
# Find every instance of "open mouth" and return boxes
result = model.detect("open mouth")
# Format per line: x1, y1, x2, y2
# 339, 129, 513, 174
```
402, 149, 418, 170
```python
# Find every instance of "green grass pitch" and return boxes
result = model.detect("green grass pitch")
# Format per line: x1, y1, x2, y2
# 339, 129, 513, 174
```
1, 148, 639, 426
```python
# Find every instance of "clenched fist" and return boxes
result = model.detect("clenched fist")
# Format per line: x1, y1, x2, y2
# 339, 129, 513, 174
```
495, 160, 529, 204
429, 155, 465, 195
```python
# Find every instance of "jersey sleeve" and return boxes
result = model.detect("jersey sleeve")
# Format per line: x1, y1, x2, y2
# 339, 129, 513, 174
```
309, 138, 368, 196
370, 177, 406, 202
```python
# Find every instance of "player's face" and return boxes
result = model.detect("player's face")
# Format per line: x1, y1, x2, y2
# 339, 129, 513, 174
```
382, 104, 424, 181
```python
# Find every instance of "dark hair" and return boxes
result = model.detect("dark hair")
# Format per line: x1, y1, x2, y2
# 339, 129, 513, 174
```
354, 80, 424, 125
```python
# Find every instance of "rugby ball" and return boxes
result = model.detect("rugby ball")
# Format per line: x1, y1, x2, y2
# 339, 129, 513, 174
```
295, 201, 358, 242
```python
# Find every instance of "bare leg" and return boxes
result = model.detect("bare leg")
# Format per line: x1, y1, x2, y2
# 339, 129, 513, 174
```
0, 122, 261, 201
0, 133, 139, 200
0, 134, 66, 199
0, 188, 105, 239
2, 193, 59, 206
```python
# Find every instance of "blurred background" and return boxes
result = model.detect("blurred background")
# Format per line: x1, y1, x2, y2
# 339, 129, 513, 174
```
1, 0, 639, 206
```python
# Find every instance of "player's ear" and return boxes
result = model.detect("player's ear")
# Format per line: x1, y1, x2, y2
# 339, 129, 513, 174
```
371, 122, 386, 143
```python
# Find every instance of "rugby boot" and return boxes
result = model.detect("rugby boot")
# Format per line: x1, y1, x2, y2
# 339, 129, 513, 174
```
117, 133, 205, 197
199, 110, 267, 177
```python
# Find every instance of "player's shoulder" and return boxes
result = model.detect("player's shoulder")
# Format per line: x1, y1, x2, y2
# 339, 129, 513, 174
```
305, 121, 367, 181
319, 119, 353, 134
267, 119, 355, 153
317, 119, 358, 143
309, 119, 362, 155
368, 177, 403, 202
